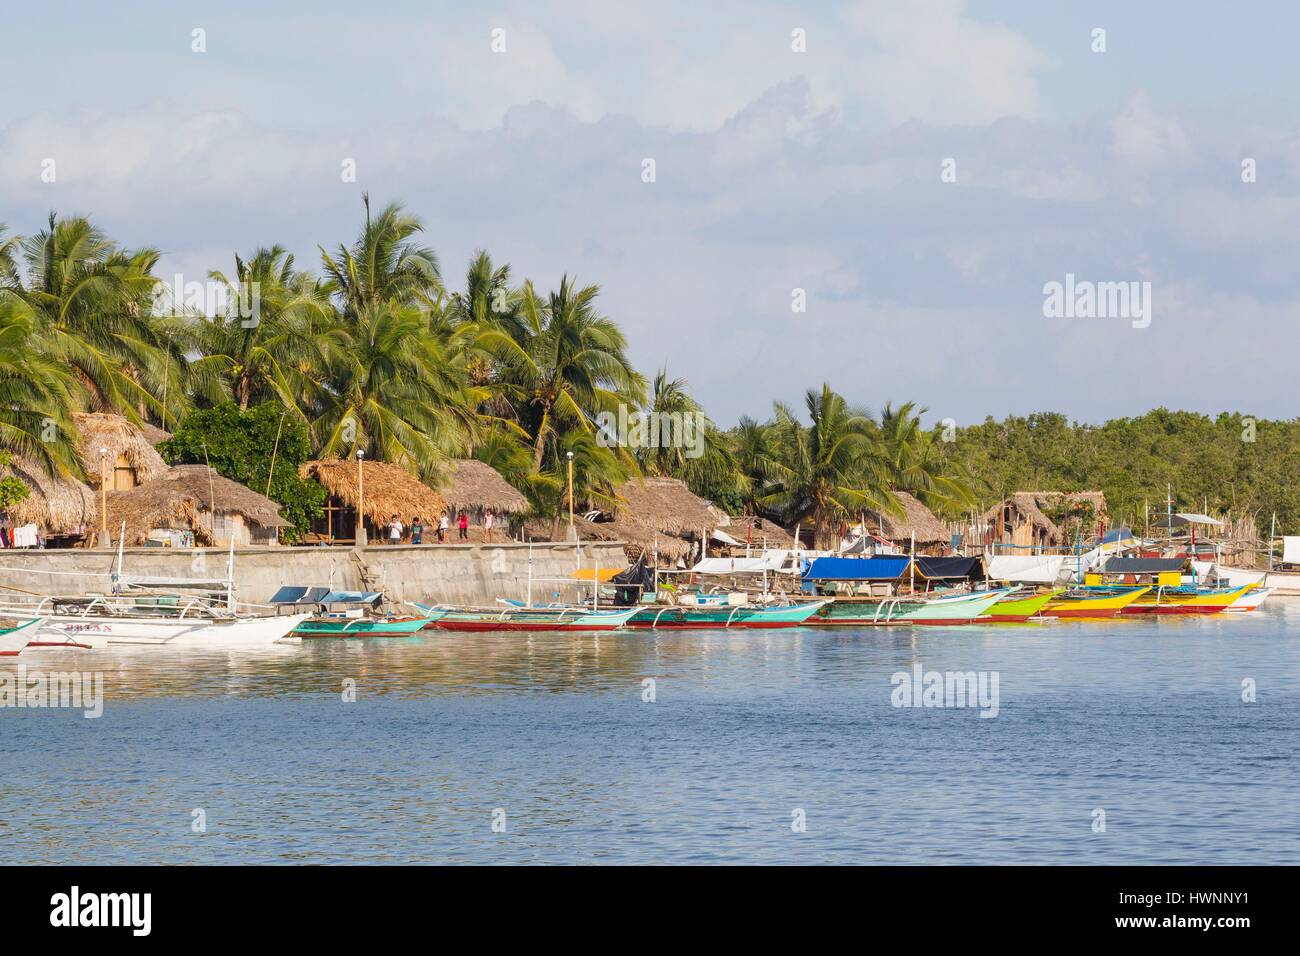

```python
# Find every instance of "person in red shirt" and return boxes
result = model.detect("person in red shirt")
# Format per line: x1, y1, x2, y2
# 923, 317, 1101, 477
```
457, 510, 469, 541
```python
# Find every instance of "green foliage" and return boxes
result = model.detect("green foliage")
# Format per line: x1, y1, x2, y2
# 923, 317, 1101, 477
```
946, 409, 1300, 534
159, 403, 326, 539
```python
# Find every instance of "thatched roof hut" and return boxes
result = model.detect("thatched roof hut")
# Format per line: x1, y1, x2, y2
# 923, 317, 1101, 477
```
862, 491, 950, 546
438, 459, 529, 519
73, 412, 168, 489
0, 454, 97, 535
984, 491, 1107, 547
611, 477, 719, 536
714, 515, 796, 550
300, 458, 446, 526
103, 465, 289, 546
521, 516, 697, 563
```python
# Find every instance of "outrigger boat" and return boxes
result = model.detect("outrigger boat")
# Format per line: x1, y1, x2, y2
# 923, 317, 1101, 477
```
1041, 586, 1151, 618
1124, 583, 1258, 615
810, 588, 1011, 626
273, 589, 443, 640
979, 588, 1064, 623
627, 598, 828, 629
430, 605, 640, 632
0, 617, 42, 656
1226, 585, 1271, 612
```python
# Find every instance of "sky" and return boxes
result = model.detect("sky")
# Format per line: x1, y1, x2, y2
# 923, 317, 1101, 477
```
3, 0, 1299, 427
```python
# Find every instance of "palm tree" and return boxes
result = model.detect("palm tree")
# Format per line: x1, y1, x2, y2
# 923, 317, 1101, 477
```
189, 247, 333, 413
318, 194, 440, 314
0, 224, 21, 290
312, 299, 475, 474
878, 401, 975, 516
0, 295, 82, 475
483, 276, 645, 470
761, 384, 895, 548
17, 213, 179, 423
637, 368, 742, 504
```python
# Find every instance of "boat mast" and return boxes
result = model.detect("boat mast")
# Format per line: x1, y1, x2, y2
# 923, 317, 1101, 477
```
1268, 512, 1277, 573
526, 542, 533, 608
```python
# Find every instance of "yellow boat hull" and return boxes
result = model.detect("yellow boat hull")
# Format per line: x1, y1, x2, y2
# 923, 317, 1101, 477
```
1043, 586, 1152, 618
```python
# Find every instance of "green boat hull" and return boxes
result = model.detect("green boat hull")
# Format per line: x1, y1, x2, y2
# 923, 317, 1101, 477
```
981, 590, 1062, 622
627, 600, 827, 628
293, 617, 430, 637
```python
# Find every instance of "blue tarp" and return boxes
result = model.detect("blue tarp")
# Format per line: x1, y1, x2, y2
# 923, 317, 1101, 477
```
803, 556, 910, 581
318, 590, 383, 606
268, 586, 331, 606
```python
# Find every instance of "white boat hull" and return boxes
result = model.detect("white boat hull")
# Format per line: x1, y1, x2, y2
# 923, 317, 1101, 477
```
1193, 562, 1300, 596
11, 611, 311, 649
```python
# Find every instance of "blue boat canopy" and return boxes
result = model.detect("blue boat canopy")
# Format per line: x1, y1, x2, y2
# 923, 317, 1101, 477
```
268, 586, 332, 606
317, 590, 383, 606
913, 556, 984, 580
803, 556, 910, 581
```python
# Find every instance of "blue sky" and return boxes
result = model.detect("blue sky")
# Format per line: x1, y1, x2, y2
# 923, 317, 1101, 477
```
4, 1, 1299, 425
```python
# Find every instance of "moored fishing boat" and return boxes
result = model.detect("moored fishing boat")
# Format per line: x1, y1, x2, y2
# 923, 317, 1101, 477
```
290, 615, 431, 638
808, 588, 1012, 625
1041, 586, 1151, 618
1226, 585, 1271, 612
1123, 582, 1258, 615
980, 588, 1064, 623
627, 599, 828, 629
0, 617, 42, 656
431, 605, 640, 632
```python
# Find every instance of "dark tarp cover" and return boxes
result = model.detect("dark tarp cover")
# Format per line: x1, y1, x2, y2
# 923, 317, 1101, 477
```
1103, 557, 1187, 574
803, 556, 909, 581
612, 556, 655, 606
269, 586, 332, 606
913, 556, 985, 580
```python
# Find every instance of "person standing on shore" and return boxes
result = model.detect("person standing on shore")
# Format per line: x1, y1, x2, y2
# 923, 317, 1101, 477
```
388, 514, 404, 545
484, 509, 494, 541
457, 510, 469, 541
438, 511, 449, 542
411, 516, 423, 545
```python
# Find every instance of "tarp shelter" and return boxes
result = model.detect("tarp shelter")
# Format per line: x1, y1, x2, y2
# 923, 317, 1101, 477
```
1102, 558, 1187, 574
269, 586, 331, 607
803, 556, 910, 581
572, 567, 622, 582
986, 555, 1069, 584
611, 556, 656, 606
1283, 537, 1300, 565
711, 528, 742, 546
1167, 513, 1225, 527
317, 591, 382, 606
913, 556, 984, 580
693, 550, 792, 574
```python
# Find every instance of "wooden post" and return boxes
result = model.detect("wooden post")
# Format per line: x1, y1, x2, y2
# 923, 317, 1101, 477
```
98, 448, 110, 548
566, 451, 575, 539
356, 449, 367, 546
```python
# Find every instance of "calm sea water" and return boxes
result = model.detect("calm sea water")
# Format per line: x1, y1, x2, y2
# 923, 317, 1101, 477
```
2, 602, 1298, 865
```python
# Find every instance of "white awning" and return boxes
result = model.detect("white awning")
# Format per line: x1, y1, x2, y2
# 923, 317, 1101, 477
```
711, 528, 742, 546
1171, 512, 1224, 527
986, 555, 1069, 584
692, 550, 792, 574
1283, 536, 1300, 565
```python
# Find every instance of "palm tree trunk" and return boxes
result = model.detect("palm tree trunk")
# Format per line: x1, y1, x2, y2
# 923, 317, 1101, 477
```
532, 406, 551, 470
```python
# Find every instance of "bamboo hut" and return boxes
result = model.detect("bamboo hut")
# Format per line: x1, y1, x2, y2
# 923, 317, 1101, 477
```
73, 412, 168, 491
299, 458, 447, 543
983, 491, 1108, 550
102, 465, 289, 546
861, 491, 951, 555
713, 515, 796, 553
437, 459, 529, 528
0, 454, 97, 543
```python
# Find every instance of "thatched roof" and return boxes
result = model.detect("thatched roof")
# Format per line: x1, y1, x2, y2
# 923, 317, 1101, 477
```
611, 477, 718, 535
300, 458, 446, 525
73, 412, 168, 488
103, 465, 288, 545
863, 491, 950, 545
984, 491, 1107, 544
0, 454, 97, 534
521, 516, 696, 562
139, 422, 172, 445
439, 459, 529, 515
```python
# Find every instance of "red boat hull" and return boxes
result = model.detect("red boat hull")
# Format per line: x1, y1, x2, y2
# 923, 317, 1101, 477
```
979, 613, 1034, 623
23, 640, 92, 649
434, 621, 627, 632
1120, 604, 1234, 615
625, 620, 799, 629
1040, 607, 1121, 618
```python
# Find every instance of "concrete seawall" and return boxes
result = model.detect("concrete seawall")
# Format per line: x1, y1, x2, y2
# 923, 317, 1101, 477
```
0, 541, 629, 608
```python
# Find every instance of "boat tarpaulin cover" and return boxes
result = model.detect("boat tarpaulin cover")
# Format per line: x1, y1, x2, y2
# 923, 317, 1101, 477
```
1102, 557, 1186, 574
1170, 512, 1225, 527
268, 585, 332, 606
611, 556, 655, 606
803, 556, 909, 581
693, 550, 791, 574
913, 556, 984, 580
986, 555, 1068, 583
1283, 536, 1300, 565
318, 590, 382, 606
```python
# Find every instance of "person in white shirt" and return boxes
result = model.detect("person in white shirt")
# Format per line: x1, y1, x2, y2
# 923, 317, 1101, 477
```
484, 509, 494, 540
438, 512, 449, 543
388, 515, 404, 544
